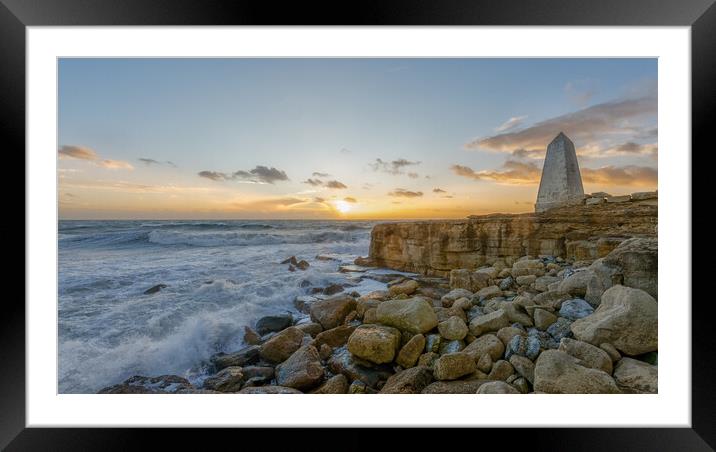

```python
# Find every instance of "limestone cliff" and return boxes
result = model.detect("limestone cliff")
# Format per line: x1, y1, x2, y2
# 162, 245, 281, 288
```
365, 194, 657, 276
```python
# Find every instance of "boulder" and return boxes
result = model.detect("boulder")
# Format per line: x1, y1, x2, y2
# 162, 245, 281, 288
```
503, 302, 533, 327
310, 294, 357, 330
296, 322, 323, 338
98, 375, 193, 394
421, 380, 490, 394
476, 381, 520, 394
505, 335, 541, 361
496, 326, 525, 348
327, 346, 393, 388
571, 285, 657, 355
211, 345, 260, 371
255, 313, 293, 335
376, 298, 439, 334
441, 288, 474, 307
310, 374, 349, 394
396, 334, 426, 368
238, 386, 302, 394
417, 352, 439, 368
424, 334, 442, 353
487, 359, 514, 381
558, 270, 596, 298
516, 275, 537, 286
613, 357, 658, 393
476, 353, 493, 373
449, 269, 491, 292
534, 350, 621, 394
438, 316, 469, 341
558, 338, 613, 374
475, 285, 503, 301
463, 334, 505, 361
533, 308, 558, 330
259, 326, 305, 363
202, 367, 245, 392
559, 299, 594, 320
509, 355, 535, 384
602, 238, 658, 299
275, 345, 324, 390
469, 309, 510, 336
546, 317, 573, 342
347, 324, 402, 364
532, 290, 571, 309
311, 325, 356, 349
535, 275, 560, 292
432, 352, 477, 380
243, 326, 262, 345
380, 366, 434, 394
388, 279, 419, 297
439, 339, 465, 355
600, 343, 622, 362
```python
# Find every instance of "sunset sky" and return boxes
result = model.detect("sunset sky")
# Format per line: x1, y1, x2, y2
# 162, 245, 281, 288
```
58, 58, 657, 220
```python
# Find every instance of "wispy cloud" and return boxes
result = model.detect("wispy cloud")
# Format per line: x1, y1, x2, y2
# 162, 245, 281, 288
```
369, 158, 421, 175
58, 145, 133, 170
451, 161, 541, 185
344, 197, 357, 203
407, 172, 419, 179
138, 158, 176, 167
388, 188, 423, 198
302, 178, 324, 186
312, 172, 330, 178
495, 115, 527, 132
432, 188, 447, 193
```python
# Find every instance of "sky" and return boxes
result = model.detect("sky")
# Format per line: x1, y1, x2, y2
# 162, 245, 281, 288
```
58, 58, 658, 220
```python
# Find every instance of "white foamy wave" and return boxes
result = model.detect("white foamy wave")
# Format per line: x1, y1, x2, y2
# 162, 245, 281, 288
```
146, 229, 363, 247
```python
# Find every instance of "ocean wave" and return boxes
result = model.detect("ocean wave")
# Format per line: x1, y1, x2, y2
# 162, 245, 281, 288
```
146, 229, 365, 247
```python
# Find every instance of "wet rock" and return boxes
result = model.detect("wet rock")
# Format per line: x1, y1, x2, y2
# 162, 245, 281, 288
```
256, 313, 293, 335
275, 345, 324, 390
347, 324, 401, 364
241, 366, 274, 383
380, 366, 433, 394
558, 338, 613, 374
534, 350, 620, 394
296, 322, 323, 338
477, 381, 520, 394
559, 299, 594, 320
433, 352, 477, 380
477, 353, 493, 373
571, 285, 657, 355
438, 316, 468, 341
259, 326, 305, 363
281, 256, 299, 265
98, 375, 193, 394
296, 260, 310, 270
376, 298, 439, 334
293, 295, 317, 314
243, 326, 262, 345
439, 339, 465, 355
202, 367, 245, 392
327, 347, 394, 388
311, 325, 356, 349
388, 279, 419, 297
211, 345, 260, 371
310, 294, 357, 330
613, 357, 657, 393
319, 343, 332, 360
310, 374, 349, 394
363, 308, 377, 324
396, 333, 426, 368
143, 284, 167, 295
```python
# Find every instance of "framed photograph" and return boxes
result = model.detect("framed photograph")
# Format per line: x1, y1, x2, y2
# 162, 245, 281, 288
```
8, 0, 711, 448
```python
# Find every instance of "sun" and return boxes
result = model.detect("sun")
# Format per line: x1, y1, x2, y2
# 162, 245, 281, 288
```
334, 200, 352, 214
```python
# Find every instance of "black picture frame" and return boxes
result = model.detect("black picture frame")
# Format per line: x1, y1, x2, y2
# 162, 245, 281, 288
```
5, 0, 711, 449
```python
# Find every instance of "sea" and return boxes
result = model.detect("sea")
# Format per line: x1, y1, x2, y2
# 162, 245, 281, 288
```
58, 219, 407, 393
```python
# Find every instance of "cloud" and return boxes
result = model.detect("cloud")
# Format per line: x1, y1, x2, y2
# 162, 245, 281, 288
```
581, 165, 657, 186
325, 180, 348, 189
234, 166, 289, 184
369, 158, 421, 175
339, 148, 351, 155
313, 197, 326, 203
58, 145, 98, 160
388, 188, 423, 198
407, 172, 419, 179
312, 172, 330, 178
344, 197, 357, 203
452, 161, 657, 187
466, 95, 657, 155
303, 178, 324, 186
60, 180, 216, 194
59, 145, 133, 170
432, 188, 447, 193
139, 158, 176, 167
451, 161, 541, 185
495, 115, 527, 132
199, 166, 289, 184
198, 171, 231, 181
97, 159, 134, 170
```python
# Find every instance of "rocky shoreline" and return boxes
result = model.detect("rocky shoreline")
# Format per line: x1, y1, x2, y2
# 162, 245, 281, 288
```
99, 233, 657, 395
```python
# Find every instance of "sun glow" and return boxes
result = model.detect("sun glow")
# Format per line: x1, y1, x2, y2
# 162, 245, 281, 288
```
334, 200, 352, 214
